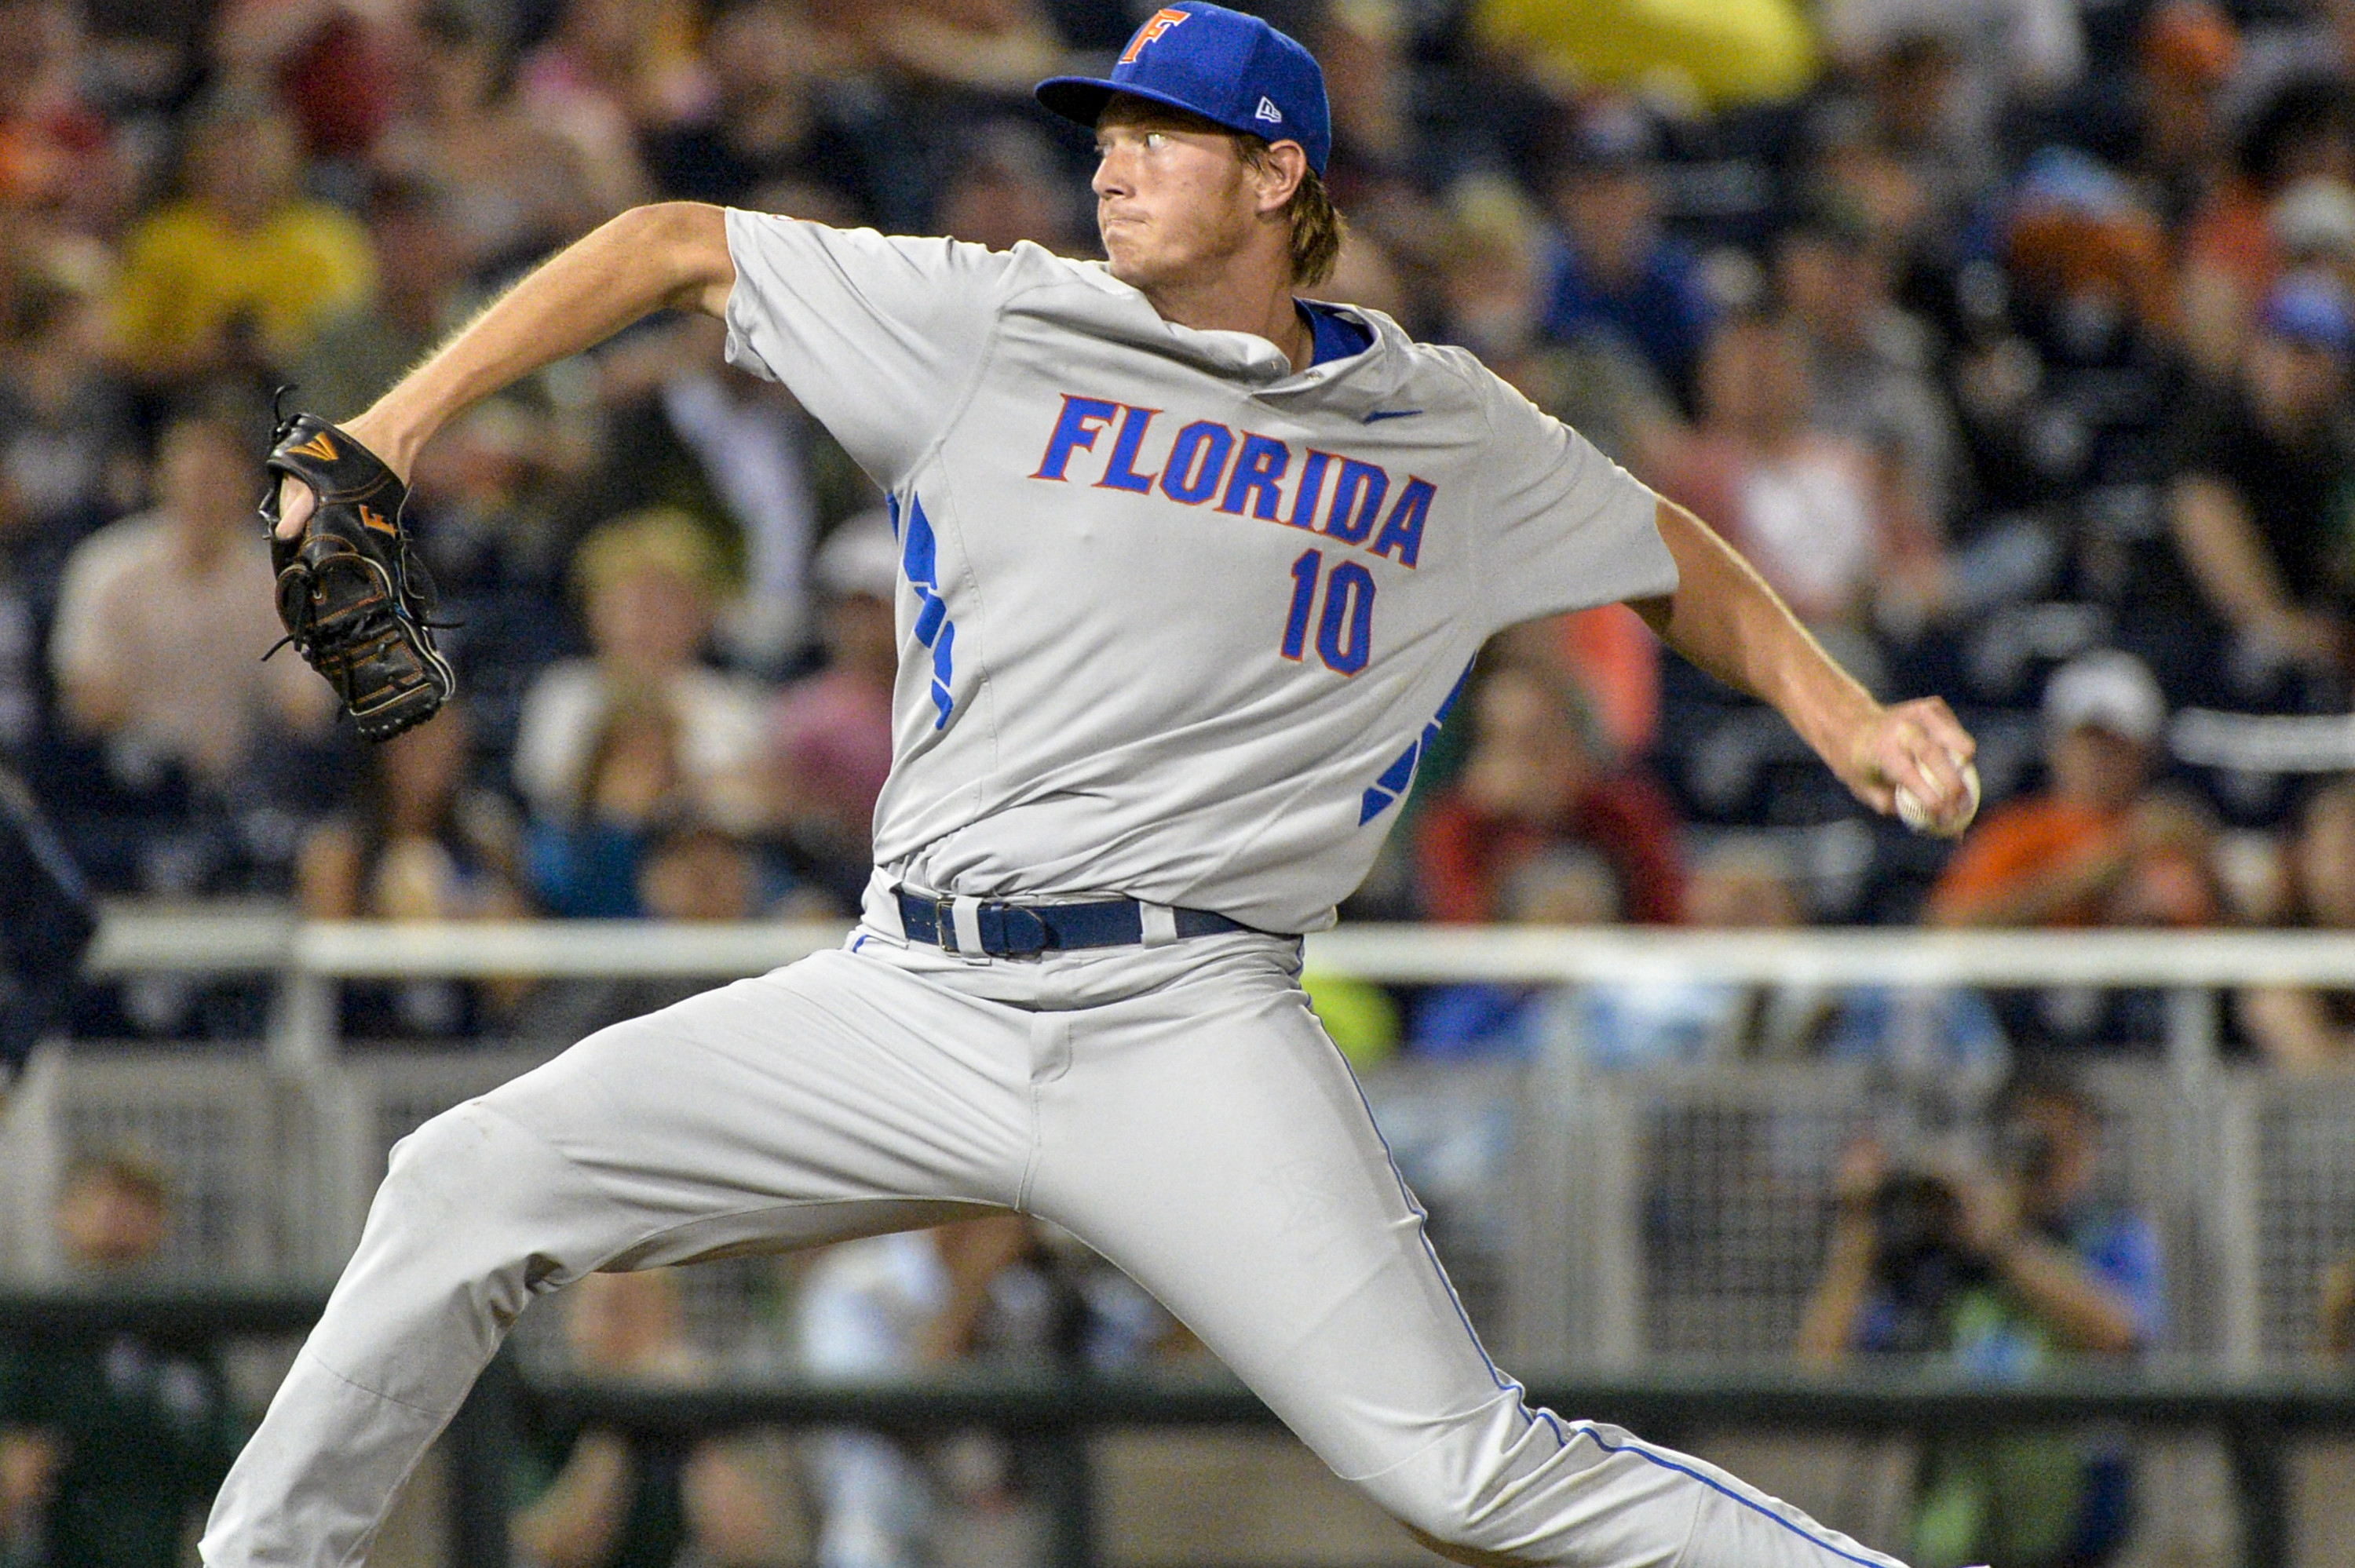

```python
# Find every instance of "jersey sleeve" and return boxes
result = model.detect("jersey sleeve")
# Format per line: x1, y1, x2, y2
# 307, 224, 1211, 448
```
721, 210, 1014, 489
1469, 364, 1677, 630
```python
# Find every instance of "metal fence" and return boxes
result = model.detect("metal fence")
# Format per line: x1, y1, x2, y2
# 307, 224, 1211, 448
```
9, 911, 2355, 1377
3, 1286, 2348, 1568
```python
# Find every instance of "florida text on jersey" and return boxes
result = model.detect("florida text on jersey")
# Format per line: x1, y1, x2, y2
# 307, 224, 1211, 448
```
721, 213, 1677, 932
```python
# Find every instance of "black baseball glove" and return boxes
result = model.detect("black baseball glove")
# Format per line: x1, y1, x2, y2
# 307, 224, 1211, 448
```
261, 406, 454, 742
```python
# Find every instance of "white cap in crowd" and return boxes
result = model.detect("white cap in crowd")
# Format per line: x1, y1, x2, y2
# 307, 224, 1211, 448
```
814, 509, 902, 602
2043, 648, 2165, 744
2271, 177, 2355, 263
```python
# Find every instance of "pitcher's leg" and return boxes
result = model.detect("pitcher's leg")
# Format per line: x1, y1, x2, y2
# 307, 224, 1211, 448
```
204, 950, 1031, 1568
1025, 951, 1907, 1568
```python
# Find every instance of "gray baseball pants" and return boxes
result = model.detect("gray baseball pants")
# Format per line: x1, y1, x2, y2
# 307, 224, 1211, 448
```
202, 928, 1907, 1568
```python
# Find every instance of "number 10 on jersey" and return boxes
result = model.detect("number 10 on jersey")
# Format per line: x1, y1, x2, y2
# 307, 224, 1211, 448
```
1281, 549, 1375, 676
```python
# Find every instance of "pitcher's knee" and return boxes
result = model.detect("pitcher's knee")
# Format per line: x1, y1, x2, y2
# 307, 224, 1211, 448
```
1353, 1422, 1564, 1565
359, 1104, 587, 1331
1376, 1479, 1552, 1568
377, 1103, 535, 1231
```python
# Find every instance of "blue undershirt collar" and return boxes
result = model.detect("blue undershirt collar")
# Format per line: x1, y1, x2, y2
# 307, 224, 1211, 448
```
1297, 299, 1374, 366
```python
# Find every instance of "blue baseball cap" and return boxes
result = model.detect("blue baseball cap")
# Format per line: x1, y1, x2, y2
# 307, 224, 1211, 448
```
2259, 274, 2355, 358
1036, 2, 1332, 176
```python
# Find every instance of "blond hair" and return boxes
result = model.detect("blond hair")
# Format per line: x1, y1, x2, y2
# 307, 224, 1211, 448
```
571, 509, 730, 607
1236, 140, 1347, 287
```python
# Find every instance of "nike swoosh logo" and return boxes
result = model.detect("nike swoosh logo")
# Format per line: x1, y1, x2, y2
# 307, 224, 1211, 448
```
1364, 409, 1423, 423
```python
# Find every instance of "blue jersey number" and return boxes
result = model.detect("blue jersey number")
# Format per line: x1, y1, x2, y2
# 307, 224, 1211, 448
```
1280, 549, 1375, 676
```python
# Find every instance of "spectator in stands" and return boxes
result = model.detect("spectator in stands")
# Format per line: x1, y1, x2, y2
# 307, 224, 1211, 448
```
0, 264, 133, 760
2083, 1, 2240, 239
1539, 101, 1718, 409
1415, 659, 1685, 926
770, 513, 898, 913
297, 706, 519, 927
377, 6, 618, 275
517, 0, 699, 194
0, 1154, 240, 1568
2180, 78, 2355, 381
515, 510, 765, 917
1932, 650, 2215, 933
293, 174, 473, 425
1, 271, 136, 541
49, 403, 332, 792
3, 3, 137, 248
2272, 177, 2355, 311
299, 704, 524, 1037
1473, 0, 1816, 111
0, 760, 95, 1089
863, 0, 1073, 102
1316, 0, 1410, 166
106, 99, 375, 385
207, 0, 403, 165
638, 0, 869, 214
1410, 845, 1623, 1059
936, 122, 1086, 256
795, 1216, 1149, 1566
0, 0, 111, 221
1436, 174, 1677, 472
1831, 31, 2006, 239
1566, 839, 1792, 1070
1977, 151, 2189, 638
583, 306, 881, 676
1820, 2, 2083, 132
512, 815, 782, 1044
2236, 779, 2355, 1072
2163, 275, 2355, 698
1652, 312, 1942, 665
1798, 1067, 2158, 1568
1774, 199, 1961, 528
515, 1270, 790, 1568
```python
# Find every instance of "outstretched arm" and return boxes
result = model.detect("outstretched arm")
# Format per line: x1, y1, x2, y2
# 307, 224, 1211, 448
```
274, 202, 735, 534
1629, 497, 1976, 825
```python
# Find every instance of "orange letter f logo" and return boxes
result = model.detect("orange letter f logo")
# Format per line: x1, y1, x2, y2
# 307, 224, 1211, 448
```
1119, 8, 1188, 64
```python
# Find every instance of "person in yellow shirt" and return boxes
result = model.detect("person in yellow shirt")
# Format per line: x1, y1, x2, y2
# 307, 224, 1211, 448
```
1473, 0, 1817, 111
108, 101, 376, 384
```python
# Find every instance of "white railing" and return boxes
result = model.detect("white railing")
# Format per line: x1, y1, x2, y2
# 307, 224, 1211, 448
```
91, 906, 2355, 983
80, 906, 2355, 1070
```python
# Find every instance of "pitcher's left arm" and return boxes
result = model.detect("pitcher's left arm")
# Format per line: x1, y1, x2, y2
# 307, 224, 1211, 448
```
1630, 496, 1977, 829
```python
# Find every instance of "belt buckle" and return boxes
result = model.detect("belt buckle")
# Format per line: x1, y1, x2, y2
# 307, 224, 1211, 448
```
978, 903, 1048, 958
931, 897, 959, 953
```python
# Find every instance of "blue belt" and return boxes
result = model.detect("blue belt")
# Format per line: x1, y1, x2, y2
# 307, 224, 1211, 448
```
893, 888, 1257, 957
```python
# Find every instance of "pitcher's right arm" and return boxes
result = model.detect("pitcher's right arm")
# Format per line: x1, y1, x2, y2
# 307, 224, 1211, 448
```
275, 202, 733, 534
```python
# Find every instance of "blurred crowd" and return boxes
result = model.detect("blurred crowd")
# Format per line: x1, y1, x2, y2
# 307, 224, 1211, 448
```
7, 0, 2355, 1064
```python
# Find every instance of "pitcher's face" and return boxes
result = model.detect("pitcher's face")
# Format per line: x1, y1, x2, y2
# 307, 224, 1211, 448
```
1092, 100, 1258, 293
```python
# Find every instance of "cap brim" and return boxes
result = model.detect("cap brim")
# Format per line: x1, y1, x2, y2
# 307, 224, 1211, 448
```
1035, 76, 1265, 141
1035, 75, 1118, 127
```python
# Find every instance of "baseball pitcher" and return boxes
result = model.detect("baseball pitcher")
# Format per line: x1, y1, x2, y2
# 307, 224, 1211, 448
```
224, 6, 1981, 1566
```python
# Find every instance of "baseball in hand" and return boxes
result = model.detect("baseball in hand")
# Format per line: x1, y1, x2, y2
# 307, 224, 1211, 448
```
1894, 757, 1980, 838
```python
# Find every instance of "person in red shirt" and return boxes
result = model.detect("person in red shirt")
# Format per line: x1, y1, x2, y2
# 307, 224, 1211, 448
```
1930, 650, 2217, 931
1415, 658, 1685, 924
769, 512, 900, 910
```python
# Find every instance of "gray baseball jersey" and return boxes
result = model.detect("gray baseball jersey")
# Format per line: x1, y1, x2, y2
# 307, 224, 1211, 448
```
720, 211, 1676, 932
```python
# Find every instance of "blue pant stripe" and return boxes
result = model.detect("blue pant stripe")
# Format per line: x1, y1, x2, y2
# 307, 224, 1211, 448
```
1330, 1045, 1562, 1444
1572, 1424, 1891, 1568
1327, 1044, 1895, 1568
